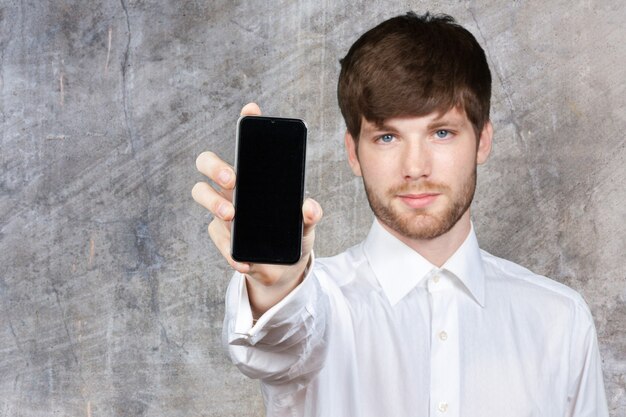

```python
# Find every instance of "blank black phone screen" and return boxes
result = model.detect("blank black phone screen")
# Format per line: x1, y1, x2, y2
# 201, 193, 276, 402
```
231, 116, 307, 264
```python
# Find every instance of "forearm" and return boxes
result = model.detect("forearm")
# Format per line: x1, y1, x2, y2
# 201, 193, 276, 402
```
224, 262, 329, 385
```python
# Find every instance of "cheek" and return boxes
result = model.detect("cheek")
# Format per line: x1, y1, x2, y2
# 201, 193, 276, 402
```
363, 154, 390, 170
360, 155, 401, 184
434, 151, 476, 182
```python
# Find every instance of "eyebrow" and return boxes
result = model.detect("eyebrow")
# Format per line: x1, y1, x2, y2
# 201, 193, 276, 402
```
366, 117, 466, 133
427, 112, 468, 130
427, 120, 465, 130
368, 122, 399, 133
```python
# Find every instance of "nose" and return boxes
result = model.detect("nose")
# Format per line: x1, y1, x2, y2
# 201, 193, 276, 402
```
401, 139, 431, 180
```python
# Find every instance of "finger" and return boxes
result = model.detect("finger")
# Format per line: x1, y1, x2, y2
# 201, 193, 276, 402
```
240, 102, 262, 116
220, 186, 234, 202
302, 198, 323, 237
208, 220, 250, 273
195, 151, 236, 190
192, 181, 234, 221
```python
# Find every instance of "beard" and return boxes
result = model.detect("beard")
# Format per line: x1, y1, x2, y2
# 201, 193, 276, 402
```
362, 168, 476, 240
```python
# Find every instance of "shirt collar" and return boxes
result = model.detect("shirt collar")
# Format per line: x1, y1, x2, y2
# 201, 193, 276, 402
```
363, 218, 486, 307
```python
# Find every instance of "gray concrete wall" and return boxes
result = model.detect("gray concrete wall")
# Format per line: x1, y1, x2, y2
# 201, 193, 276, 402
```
1, 0, 624, 415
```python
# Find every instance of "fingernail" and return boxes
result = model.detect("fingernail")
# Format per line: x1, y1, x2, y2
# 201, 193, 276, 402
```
311, 201, 320, 217
218, 203, 230, 218
218, 170, 231, 185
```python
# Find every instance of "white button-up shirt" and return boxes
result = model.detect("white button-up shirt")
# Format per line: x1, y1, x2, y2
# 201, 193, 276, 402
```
224, 220, 608, 417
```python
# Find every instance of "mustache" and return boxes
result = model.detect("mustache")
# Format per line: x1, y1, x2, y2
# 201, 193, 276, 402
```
388, 181, 450, 195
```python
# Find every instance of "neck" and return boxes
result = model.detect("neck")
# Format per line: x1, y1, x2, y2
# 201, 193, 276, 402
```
377, 211, 472, 267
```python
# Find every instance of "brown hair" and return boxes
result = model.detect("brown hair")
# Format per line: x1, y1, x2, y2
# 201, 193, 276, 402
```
337, 12, 491, 139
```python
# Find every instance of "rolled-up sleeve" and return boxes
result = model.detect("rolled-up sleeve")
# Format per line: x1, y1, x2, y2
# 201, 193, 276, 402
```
222, 258, 330, 386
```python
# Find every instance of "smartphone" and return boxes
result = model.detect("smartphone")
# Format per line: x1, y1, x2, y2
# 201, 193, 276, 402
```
231, 115, 307, 264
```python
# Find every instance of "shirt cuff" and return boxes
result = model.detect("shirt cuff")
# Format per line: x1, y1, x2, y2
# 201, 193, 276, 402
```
229, 252, 317, 345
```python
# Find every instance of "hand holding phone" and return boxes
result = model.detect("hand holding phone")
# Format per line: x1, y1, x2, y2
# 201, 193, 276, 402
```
192, 103, 323, 317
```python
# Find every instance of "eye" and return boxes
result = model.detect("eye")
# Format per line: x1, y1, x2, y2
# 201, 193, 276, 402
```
377, 134, 395, 143
435, 130, 450, 139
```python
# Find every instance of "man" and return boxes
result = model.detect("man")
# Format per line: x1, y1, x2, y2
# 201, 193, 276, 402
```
192, 12, 609, 417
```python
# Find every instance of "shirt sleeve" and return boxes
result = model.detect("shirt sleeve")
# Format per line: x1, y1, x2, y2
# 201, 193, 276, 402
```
565, 297, 609, 417
222, 255, 330, 386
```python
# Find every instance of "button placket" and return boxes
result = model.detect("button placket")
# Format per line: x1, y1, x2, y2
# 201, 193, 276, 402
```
429, 271, 460, 417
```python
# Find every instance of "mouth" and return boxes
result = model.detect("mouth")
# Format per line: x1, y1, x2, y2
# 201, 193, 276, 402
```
397, 193, 440, 209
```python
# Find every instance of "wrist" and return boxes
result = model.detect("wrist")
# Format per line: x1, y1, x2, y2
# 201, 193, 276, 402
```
245, 254, 312, 318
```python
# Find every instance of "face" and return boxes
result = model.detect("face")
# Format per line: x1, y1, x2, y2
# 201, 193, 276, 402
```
345, 107, 492, 241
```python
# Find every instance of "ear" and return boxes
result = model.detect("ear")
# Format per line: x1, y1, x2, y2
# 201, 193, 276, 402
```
476, 121, 493, 165
344, 131, 362, 177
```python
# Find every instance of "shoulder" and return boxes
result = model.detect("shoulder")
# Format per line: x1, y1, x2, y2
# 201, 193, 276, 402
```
480, 249, 594, 322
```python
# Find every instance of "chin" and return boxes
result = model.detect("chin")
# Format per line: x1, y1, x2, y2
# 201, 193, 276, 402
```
380, 211, 455, 240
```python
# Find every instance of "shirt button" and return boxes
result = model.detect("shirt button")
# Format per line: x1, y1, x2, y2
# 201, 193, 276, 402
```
439, 331, 448, 341
433, 275, 440, 284
438, 402, 448, 412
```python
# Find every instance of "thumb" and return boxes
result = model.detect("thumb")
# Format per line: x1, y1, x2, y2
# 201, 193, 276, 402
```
240, 102, 262, 116
302, 198, 323, 237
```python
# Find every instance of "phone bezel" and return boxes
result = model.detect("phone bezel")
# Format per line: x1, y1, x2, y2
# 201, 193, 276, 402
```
230, 115, 308, 264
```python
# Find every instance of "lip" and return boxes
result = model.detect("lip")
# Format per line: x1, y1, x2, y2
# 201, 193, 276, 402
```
397, 193, 440, 209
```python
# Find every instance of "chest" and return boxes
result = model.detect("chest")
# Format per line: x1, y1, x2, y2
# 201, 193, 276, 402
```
343, 287, 570, 417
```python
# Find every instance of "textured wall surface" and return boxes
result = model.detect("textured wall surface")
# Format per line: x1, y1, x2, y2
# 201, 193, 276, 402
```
1, 0, 624, 416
